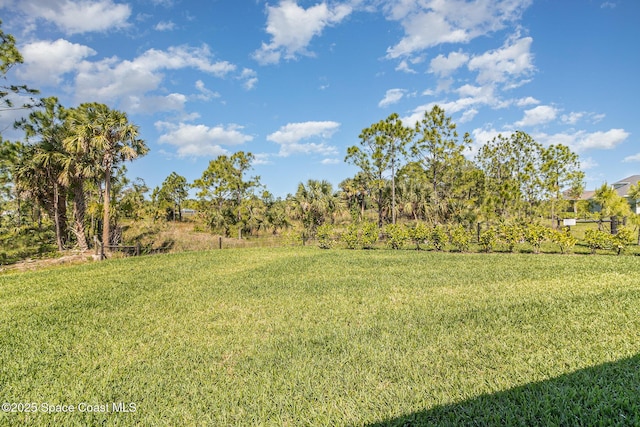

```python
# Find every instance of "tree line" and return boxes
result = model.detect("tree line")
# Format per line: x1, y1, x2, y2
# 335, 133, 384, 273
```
2, 21, 639, 257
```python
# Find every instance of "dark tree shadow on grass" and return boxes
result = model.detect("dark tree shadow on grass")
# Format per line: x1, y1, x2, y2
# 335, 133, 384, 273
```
365, 354, 640, 426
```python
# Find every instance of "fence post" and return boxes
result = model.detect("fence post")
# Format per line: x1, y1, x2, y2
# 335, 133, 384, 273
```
136, 242, 141, 256
218, 236, 222, 250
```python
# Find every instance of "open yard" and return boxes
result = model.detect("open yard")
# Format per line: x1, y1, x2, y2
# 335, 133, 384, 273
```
1, 248, 639, 426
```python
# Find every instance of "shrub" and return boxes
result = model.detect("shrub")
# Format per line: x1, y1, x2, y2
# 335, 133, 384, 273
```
548, 227, 578, 254
282, 227, 304, 247
410, 222, 430, 250
341, 223, 360, 249
612, 227, 635, 255
360, 222, 379, 249
431, 225, 448, 251
449, 224, 471, 252
499, 223, 523, 253
478, 227, 497, 253
584, 229, 612, 254
384, 223, 409, 250
524, 223, 549, 254
316, 224, 335, 249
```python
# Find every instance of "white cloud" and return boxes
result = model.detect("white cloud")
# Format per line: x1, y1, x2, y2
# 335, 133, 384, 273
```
535, 128, 629, 152
468, 36, 535, 86
193, 80, 220, 101
267, 121, 340, 157
429, 50, 469, 77
516, 96, 539, 107
155, 21, 176, 31
321, 158, 340, 165
395, 60, 417, 74
74, 45, 235, 105
385, 0, 532, 58
239, 68, 258, 90
15, 0, 131, 34
459, 108, 478, 123
123, 93, 187, 114
515, 105, 558, 127
252, 153, 273, 165
561, 112, 584, 125
156, 121, 253, 157
379, 89, 406, 108
403, 94, 487, 127
623, 153, 640, 163
18, 39, 96, 85
253, 0, 352, 64
580, 157, 598, 169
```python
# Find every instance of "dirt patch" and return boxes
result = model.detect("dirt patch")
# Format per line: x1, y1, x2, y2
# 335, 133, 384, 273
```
0, 253, 98, 273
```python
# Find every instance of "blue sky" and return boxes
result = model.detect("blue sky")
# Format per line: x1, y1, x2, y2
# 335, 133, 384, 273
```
1, 0, 639, 197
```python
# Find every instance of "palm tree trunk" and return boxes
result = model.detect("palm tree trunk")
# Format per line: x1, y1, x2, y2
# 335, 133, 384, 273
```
72, 179, 89, 251
102, 165, 111, 250
52, 181, 64, 251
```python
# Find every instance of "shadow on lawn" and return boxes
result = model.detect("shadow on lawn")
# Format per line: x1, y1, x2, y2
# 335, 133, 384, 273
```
365, 354, 640, 426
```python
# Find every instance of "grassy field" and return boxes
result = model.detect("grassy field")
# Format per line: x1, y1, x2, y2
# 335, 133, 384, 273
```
1, 247, 639, 426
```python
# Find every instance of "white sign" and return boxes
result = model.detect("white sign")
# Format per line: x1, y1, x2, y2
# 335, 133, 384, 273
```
563, 218, 577, 226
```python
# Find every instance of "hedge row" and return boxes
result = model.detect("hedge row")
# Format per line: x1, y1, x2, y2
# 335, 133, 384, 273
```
314, 222, 637, 255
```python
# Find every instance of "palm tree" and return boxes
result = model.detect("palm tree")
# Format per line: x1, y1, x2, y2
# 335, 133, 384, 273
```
66, 103, 148, 249
13, 97, 69, 250
294, 179, 338, 233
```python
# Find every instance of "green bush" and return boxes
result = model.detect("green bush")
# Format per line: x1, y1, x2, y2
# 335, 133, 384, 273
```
431, 225, 448, 251
499, 223, 523, 253
282, 227, 304, 247
316, 224, 335, 249
524, 223, 549, 254
384, 223, 409, 250
584, 229, 612, 254
612, 227, 635, 255
340, 222, 379, 249
360, 222, 379, 249
478, 227, 497, 253
548, 227, 578, 254
410, 222, 430, 250
449, 224, 471, 252
341, 224, 360, 249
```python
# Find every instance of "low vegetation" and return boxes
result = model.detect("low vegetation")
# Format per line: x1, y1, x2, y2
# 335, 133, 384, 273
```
1, 248, 639, 425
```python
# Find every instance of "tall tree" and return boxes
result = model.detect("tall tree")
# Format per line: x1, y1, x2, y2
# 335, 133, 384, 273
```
14, 97, 69, 250
540, 144, 584, 228
157, 172, 189, 221
345, 113, 413, 226
476, 131, 543, 221
412, 105, 472, 224
193, 151, 260, 237
66, 103, 148, 248
0, 20, 39, 113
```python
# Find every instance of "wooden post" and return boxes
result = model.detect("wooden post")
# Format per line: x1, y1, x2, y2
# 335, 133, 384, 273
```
218, 236, 222, 250
136, 242, 141, 256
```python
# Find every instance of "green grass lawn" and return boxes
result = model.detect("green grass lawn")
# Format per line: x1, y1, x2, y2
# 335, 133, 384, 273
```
1, 248, 639, 426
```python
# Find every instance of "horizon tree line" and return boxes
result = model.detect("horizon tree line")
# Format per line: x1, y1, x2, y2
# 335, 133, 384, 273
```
2, 20, 638, 255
